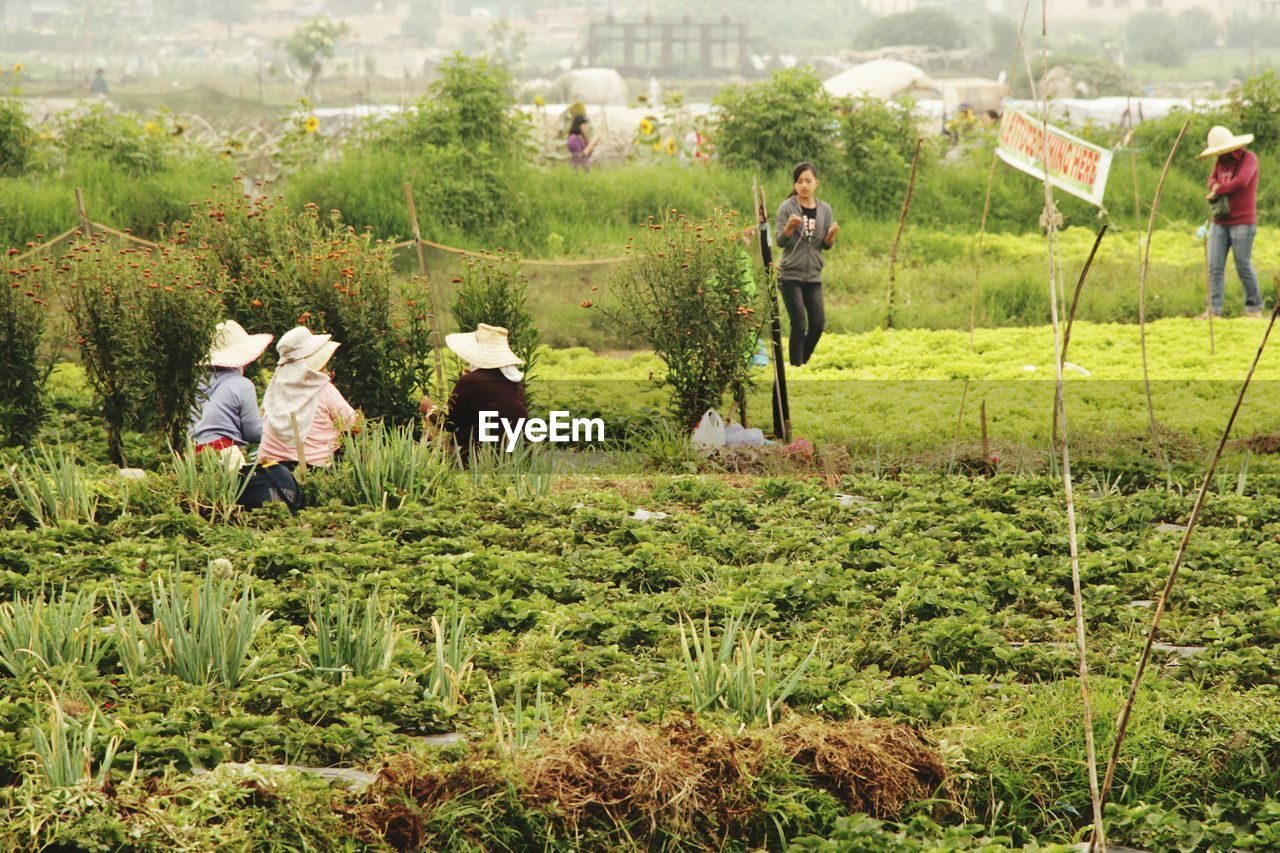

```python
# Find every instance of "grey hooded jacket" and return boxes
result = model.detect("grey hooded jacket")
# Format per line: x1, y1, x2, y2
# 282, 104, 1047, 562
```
775, 195, 834, 283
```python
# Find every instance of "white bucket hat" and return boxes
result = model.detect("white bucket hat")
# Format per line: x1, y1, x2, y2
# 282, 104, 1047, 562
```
277, 326, 340, 372
209, 320, 273, 369
445, 323, 523, 370
1198, 125, 1254, 159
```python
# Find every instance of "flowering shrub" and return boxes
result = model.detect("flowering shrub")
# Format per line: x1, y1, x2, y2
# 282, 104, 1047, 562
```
1, 245, 52, 445
600, 211, 769, 429
59, 237, 224, 463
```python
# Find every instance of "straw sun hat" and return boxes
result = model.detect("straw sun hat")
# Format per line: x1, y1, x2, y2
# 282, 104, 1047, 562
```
208, 320, 273, 369
1198, 126, 1254, 159
277, 326, 341, 372
445, 324, 523, 370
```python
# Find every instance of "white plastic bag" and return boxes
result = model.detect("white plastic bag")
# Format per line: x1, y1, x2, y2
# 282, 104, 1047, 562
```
723, 423, 766, 448
690, 409, 726, 449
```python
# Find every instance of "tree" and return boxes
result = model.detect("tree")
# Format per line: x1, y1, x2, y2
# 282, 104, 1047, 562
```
283, 15, 352, 98
711, 68, 837, 174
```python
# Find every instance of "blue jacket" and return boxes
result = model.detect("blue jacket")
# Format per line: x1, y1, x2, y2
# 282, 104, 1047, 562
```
190, 368, 263, 447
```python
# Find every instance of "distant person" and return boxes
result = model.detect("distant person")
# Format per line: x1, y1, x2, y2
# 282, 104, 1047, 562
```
775, 161, 839, 367
567, 114, 598, 172
259, 327, 359, 468
90, 68, 108, 96
1197, 125, 1262, 319
419, 324, 527, 464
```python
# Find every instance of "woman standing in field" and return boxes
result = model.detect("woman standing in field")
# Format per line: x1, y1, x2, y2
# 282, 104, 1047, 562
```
567, 114, 598, 172
775, 161, 839, 367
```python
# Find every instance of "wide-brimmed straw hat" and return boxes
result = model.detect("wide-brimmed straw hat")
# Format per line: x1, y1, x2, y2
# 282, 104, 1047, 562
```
445, 323, 523, 369
277, 326, 341, 372
1198, 125, 1254, 159
209, 320, 273, 369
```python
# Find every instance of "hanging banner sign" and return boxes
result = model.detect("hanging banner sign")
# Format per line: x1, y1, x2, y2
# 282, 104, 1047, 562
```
997, 105, 1113, 208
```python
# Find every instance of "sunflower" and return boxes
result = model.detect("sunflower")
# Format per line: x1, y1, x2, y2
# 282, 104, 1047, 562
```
304, 115, 320, 134
12, 63, 23, 74
533, 95, 545, 107
663, 136, 676, 156
638, 118, 654, 136
143, 121, 159, 135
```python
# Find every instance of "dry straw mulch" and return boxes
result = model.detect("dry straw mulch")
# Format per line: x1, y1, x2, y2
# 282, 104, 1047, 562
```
353, 715, 946, 850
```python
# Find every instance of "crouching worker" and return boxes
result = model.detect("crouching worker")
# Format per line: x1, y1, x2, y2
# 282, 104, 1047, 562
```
189, 320, 298, 513
259, 327, 359, 474
420, 324, 527, 464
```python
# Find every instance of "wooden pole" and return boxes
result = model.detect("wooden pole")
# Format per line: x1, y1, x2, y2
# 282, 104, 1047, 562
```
886, 138, 924, 330
1092, 286, 1280, 851
980, 400, 989, 464
403, 183, 446, 399
1138, 119, 1191, 468
1038, 3, 1104, 845
1052, 225, 1108, 448
74, 188, 93, 238
754, 176, 790, 442
1202, 220, 1215, 354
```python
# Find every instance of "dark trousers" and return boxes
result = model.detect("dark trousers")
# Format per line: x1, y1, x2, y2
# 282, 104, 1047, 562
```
780, 280, 825, 366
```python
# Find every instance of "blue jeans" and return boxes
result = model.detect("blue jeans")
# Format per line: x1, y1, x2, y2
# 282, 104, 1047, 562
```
1208, 223, 1262, 314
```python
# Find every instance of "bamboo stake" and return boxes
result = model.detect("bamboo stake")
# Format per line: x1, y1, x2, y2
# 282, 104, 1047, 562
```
970, 151, 998, 349
1052, 225, 1108, 449
290, 413, 308, 482
74, 188, 92, 238
1138, 119, 1190, 468
953, 379, 970, 447
1038, 2, 1105, 846
980, 400, 989, 465
88, 221, 160, 249
1092, 286, 1280, 852
886, 138, 924, 330
1202, 220, 1216, 354
1125, 102, 1142, 236
403, 183, 446, 399
9, 226, 79, 264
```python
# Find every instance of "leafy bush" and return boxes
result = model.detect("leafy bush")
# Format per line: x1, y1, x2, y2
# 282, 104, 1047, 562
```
0, 97, 34, 176
856, 7, 972, 50
1234, 70, 1280, 157
838, 98, 927, 218
383, 54, 529, 159
600, 211, 769, 429
451, 252, 541, 386
0, 249, 51, 445
60, 237, 224, 462
52, 104, 175, 175
711, 68, 837, 174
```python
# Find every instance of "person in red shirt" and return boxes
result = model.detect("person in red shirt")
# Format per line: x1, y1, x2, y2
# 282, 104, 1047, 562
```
419, 323, 528, 464
1197, 125, 1262, 318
